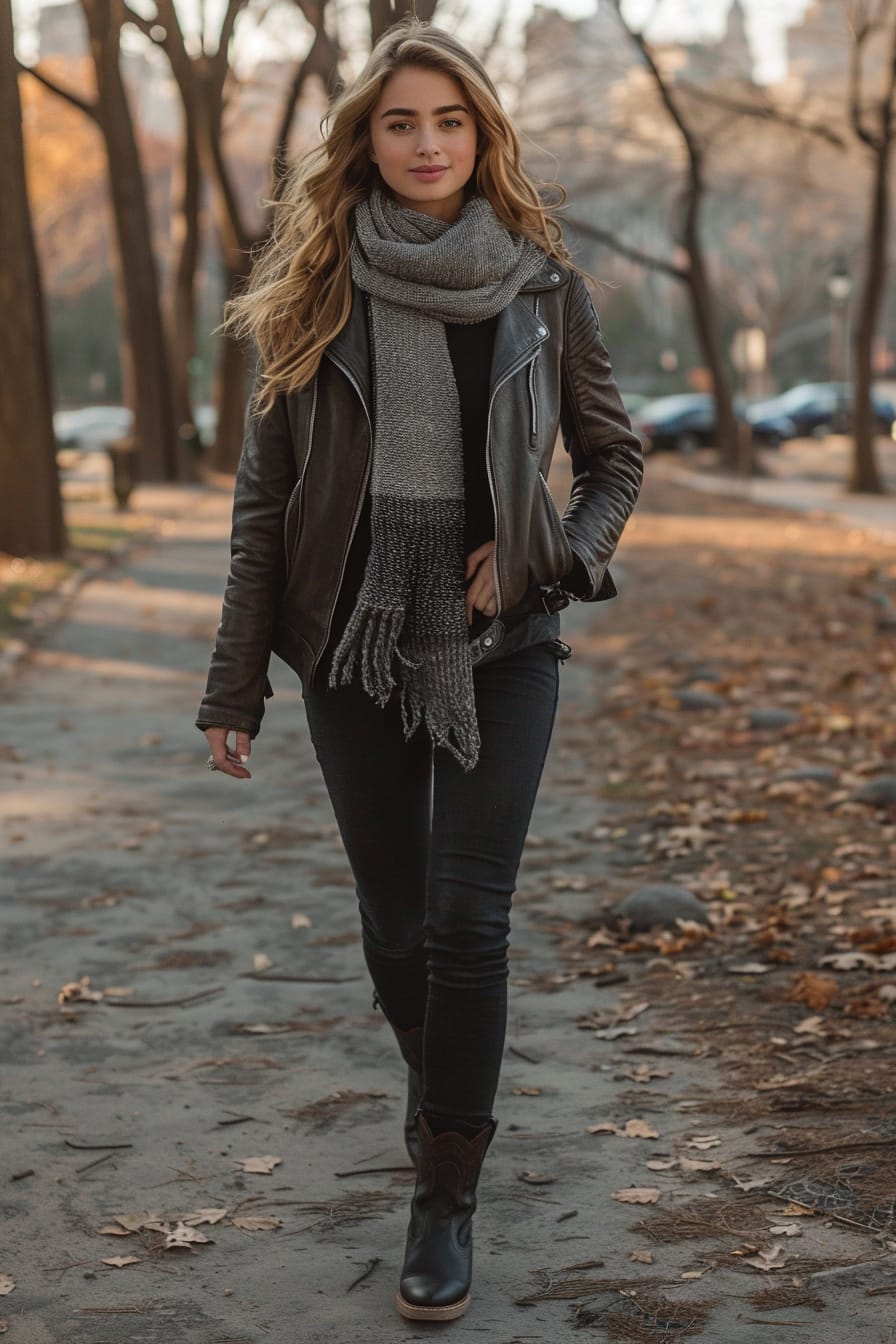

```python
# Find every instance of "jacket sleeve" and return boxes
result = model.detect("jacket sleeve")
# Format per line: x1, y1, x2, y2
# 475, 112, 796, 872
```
196, 371, 297, 738
559, 272, 644, 601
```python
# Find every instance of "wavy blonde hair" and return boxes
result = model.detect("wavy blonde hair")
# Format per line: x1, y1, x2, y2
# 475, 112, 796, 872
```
224, 18, 570, 413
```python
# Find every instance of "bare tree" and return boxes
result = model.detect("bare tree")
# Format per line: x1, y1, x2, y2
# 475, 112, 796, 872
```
604, 1, 741, 469
0, 0, 66, 556
846, 0, 896, 493
22, 0, 182, 482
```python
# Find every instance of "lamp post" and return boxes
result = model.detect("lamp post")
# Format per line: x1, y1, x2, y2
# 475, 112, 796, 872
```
827, 256, 851, 428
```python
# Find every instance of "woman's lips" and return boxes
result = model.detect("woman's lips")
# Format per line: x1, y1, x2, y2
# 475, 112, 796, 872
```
411, 166, 448, 179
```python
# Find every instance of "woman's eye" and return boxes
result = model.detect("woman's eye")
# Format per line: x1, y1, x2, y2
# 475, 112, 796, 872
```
441, 119, 462, 129
388, 121, 413, 132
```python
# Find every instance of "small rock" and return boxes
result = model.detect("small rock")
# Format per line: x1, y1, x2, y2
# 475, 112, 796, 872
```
854, 776, 896, 806
781, 767, 839, 785
748, 708, 797, 731
617, 884, 710, 932
680, 666, 723, 685
675, 689, 725, 711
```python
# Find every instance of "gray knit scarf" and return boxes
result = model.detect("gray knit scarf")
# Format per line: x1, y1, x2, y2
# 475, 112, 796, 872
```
328, 190, 543, 770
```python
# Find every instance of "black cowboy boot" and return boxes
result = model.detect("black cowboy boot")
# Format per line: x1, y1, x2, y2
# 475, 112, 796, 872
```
373, 993, 424, 1166
396, 1110, 497, 1322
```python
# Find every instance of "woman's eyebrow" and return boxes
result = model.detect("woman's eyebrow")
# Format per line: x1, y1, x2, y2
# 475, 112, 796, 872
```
379, 104, 470, 118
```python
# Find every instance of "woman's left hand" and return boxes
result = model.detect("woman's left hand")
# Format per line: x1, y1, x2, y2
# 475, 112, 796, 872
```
465, 541, 498, 624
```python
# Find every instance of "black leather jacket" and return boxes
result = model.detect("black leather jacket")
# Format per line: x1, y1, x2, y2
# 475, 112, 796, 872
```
197, 257, 643, 737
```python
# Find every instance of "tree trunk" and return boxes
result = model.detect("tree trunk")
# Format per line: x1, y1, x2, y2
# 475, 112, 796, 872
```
165, 87, 203, 474
0, 0, 66, 557
82, 0, 181, 481
681, 180, 741, 473
369, 0, 439, 42
208, 293, 251, 473
849, 137, 888, 494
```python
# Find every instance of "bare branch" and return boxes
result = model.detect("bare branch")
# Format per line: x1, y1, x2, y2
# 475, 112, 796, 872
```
675, 82, 847, 150
17, 59, 98, 120
563, 216, 687, 280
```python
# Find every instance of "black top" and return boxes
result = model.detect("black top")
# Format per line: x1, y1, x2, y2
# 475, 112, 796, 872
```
320, 315, 500, 675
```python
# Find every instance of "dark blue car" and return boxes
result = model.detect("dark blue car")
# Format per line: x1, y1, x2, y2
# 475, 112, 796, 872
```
630, 393, 794, 454
746, 383, 895, 439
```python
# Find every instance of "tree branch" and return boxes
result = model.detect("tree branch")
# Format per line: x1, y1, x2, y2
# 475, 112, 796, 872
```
675, 81, 847, 150
563, 216, 687, 280
17, 60, 98, 121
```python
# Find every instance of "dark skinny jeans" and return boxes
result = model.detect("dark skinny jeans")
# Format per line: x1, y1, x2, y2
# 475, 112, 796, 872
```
303, 643, 560, 1125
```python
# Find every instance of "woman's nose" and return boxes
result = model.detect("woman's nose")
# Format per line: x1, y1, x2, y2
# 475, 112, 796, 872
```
416, 130, 440, 157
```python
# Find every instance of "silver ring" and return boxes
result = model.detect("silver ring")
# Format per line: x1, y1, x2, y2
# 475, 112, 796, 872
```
207, 755, 217, 771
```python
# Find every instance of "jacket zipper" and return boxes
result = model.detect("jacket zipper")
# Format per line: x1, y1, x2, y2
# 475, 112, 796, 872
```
528, 298, 540, 448
485, 327, 548, 612
283, 375, 318, 571
309, 354, 372, 681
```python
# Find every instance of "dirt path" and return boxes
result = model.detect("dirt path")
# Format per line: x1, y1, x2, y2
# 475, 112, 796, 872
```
2, 470, 895, 1343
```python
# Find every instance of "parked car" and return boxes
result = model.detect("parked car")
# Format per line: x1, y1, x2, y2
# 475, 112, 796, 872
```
53, 405, 133, 453
630, 393, 795, 455
745, 382, 896, 439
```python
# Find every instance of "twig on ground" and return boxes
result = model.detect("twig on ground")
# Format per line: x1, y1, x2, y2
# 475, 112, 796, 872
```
346, 1257, 381, 1292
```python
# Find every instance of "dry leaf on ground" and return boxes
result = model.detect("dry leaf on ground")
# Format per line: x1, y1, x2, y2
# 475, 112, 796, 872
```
291, 913, 312, 929
788, 971, 839, 1011
231, 1215, 283, 1231
587, 1118, 659, 1139
743, 1243, 789, 1271
237, 1155, 282, 1174
56, 976, 103, 1005
183, 1208, 228, 1226
101, 1256, 141, 1268
97, 1225, 132, 1237
769, 1224, 802, 1237
0, 1279, 12, 1297
679, 1155, 721, 1172
688, 1135, 720, 1151
252, 953, 273, 972
646, 1158, 677, 1171
612, 1187, 661, 1204
163, 1223, 212, 1249
630, 1249, 654, 1264
518, 1170, 557, 1185
113, 1212, 164, 1233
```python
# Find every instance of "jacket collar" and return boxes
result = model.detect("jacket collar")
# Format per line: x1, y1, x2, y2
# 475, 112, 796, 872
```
325, 260, 566, 409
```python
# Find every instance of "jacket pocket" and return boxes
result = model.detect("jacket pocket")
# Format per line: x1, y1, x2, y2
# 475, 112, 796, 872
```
530, 471, 573, 584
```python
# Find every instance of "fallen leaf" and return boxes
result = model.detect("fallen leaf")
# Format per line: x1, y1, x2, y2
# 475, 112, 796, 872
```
629, 1249, 653, 1264
793, 1015, 828, 1036
101, 1256, 141, 1268
681, 1269, 707, 1280
611, 1187, 661, 1204
290, 913, 312, 929
769, 1224, 802, 1237
102, 986, 134, 999
730, 1171, 773, 1193
518, 1170, 556, 1185
679, 1155, 721, 1172
622, 1118, 659, 1139
687, 1135, 720, 1151
231, 1214, 283, 1231
56, 976, 103, 1005
237, 1155, 282, 1174
97, 1225, 132, 1236
163, 1223, 212, 1249
819, 952, 879, 971
182, 1208, 228, 1227
615, 1000, 651, 1023
743, 1243, 789, 1271
593, 1026, 638, 1040
113, 1212, 164, 1233
513, 1087, 542, 1096
620, 1064, 672, 1084
0, 1279, 12, 1297
788, 972, 839, 1011
778, 1203, 816, 1217
253, 953, 273, 972
728, 962, 773, 975
646, 1158, 677, 1171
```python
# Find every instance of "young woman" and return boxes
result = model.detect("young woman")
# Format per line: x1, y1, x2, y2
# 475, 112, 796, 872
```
197, 19, 642, 1323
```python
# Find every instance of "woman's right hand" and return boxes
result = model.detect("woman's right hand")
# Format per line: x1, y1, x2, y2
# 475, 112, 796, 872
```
204, 727, 252, 780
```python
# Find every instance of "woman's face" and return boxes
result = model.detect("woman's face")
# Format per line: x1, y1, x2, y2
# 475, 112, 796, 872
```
369, 65, 479, 223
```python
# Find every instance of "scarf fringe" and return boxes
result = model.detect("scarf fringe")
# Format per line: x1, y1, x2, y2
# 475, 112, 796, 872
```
328, 604, 407, 704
